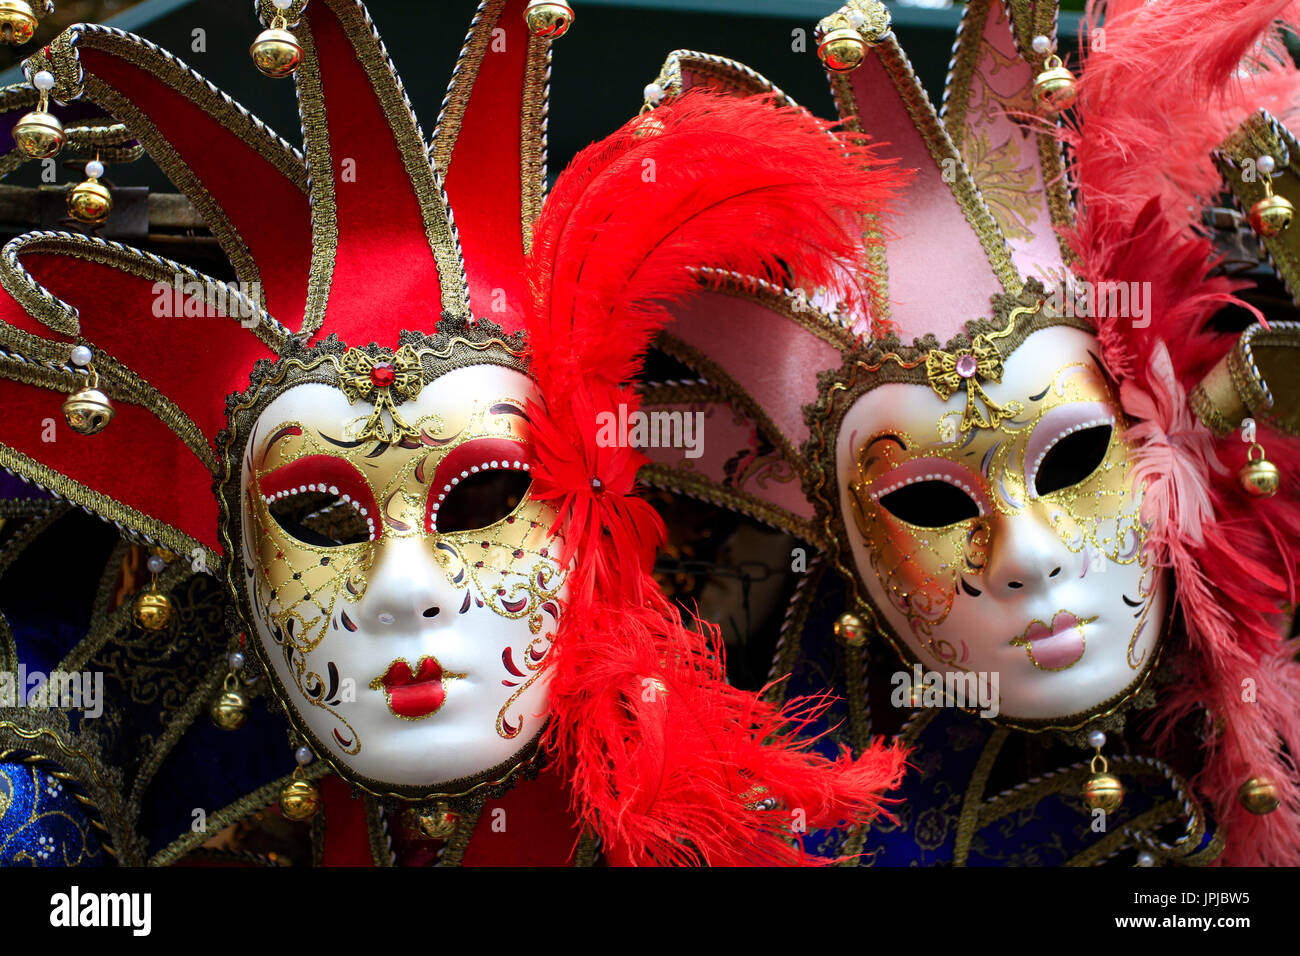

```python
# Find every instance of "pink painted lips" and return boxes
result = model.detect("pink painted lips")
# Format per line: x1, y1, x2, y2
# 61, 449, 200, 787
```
1010, 611, 1094, 671
370, 657, 464, 719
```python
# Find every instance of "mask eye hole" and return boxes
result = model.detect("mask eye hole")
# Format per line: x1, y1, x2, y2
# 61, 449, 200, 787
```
433, 467, 532, 535
268, 490, 372, 547
877, 480, 982, 528
1034, 424, 1112, 496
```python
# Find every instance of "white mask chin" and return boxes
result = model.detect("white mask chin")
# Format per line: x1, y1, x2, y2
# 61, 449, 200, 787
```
234, 362, 566, 794
835, 326, 1166, 725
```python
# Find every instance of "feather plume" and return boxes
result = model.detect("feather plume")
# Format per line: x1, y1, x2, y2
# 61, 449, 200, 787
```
524, 90, 910, 864
1067, 0, 1300, 864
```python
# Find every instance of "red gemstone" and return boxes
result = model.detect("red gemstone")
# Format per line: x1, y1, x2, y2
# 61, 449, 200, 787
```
369, 363, 395, 388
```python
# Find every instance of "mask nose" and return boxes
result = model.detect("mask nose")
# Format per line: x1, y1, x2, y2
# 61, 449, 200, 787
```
983, 507, 1074, 599
355, 535, 459, 630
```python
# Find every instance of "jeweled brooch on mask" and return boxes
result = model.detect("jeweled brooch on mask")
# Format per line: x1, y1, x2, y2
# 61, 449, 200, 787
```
926, 303, 1038, 433
338, 344, 424, 443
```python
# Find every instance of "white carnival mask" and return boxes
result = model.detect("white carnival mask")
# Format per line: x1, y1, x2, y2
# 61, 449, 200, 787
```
220, 335, 566, 797
833, 322, 1167, 726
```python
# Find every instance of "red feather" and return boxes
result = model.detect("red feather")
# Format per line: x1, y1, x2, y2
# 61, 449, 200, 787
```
523, 90, 910, 864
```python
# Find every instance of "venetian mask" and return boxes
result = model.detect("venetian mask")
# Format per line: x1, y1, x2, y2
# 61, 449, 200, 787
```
219, 329, 566, 798
828, 309, 1168, 727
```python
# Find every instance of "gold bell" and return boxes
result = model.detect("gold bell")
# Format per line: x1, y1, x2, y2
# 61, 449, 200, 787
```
132, 589, 174, 631
1239, 442, 1280, 497
210, 673, 251, 731
1238, 776, 1280, 815
250, 15, 302, 78
833, 612, 869, 648
524, 0, 574, 38
279, 769, 321, 821
1032, 56, 1078, 115
407, 803, 460, 840
818, 26, 866, 73
62, 376, 114, 434
13, 108, 63, 158
1082, 772, 1125, 813
67, 158, 112, 225
1250, 193, 1294, 238
0, 0, 37, 45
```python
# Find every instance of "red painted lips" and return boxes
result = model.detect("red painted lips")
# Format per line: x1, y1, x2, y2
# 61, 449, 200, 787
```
371, 657, 463, 719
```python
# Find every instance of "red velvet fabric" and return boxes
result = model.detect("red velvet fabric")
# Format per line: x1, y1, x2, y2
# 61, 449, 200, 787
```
76, 41, 313, 327
0, 374, 218, 549
20, 252, 277, 443
318, 774, 376, 866
303, 1, 446, 346
441, 0, 533, 331
459, 766, 584, 866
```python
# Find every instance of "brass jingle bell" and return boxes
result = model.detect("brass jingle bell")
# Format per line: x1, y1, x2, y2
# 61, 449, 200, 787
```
132, 589, 174, 632
279, 773, 321, 821
0, 0, 37, 45
818, 26, 866, 73
67, 177, 112, 225
62, 387, 114, 435
408, 804, 460, 840
1032, 58, 1078, 115
1238, 776, 1280, 815
833, 612, 869, 648
1082, 772, 1125, 813
1249, 193, 1294, 238
250, 27, 302, 78
211, 672, 250, 730
524, 0, 574, 38
12, 108, 65, 159
1239, 443, 1280, 498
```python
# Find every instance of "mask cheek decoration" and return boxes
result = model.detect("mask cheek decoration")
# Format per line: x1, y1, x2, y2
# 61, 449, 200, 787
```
850, 453, 993, 656
244, 453, 380, 756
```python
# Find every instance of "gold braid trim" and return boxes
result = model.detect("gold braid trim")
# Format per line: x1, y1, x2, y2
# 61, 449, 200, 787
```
637, 463, 820, 548
21, 25, 311, 324
431, 0, 505, 173
953, 725, 1009, 866
291, 18, 337, 338
656, 48, 800, 105
0, 441, 217, 570
0, 231, 289, 479
520, 31, 549, 255
150, 759, 331, 867
317, 0, 467, 315
763, 558, 825, 707
364, 795, 395, 866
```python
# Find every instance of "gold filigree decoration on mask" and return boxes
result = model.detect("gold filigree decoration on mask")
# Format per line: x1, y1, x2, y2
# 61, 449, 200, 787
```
338, 344, 425, 443
924, 303, 1038, 432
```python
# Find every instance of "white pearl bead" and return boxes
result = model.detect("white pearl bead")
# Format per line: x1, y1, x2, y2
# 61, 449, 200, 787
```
295, 746, 314, 766
1032, 35, 1052, 55
146, 554, 166, 574
1257, 155, 1276, 175
70, 345, 92, 367
1136, 851, 1155, 867
229, 651, 245, 670
85, 159, 105, 179
848, 10, 865, 28
643, 82, 664, 105
272, 0, 294, 9
1088, 730, 1106, 749
33, 70, 55, 92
